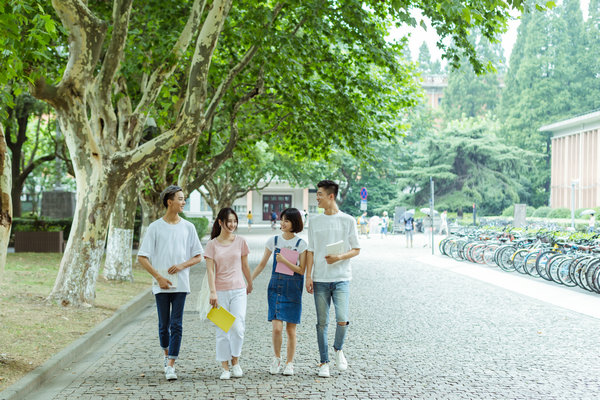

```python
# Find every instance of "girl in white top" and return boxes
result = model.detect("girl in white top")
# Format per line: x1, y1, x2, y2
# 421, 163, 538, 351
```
252, 208, 307, 376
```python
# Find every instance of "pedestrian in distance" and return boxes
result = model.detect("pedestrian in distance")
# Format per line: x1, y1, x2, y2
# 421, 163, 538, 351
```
380, 211, 389, 238
404, 214, 415, 248
369, 214, 380, 239
204, 208, 253, 380
137, 185, 204, 381
247, 210, 253, 232
271, 210, 278, 230
439, 210, 449, 236
589, 212, 596, 233
358, 211, 368, 238
306, 180, 361, 378
251, 208, 307, 376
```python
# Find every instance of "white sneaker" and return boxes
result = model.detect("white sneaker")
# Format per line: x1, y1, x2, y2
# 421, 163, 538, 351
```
282, 363, 294, 376
231, 364, 243, 378
318, 363, 330, 378
335, 349, 348, 371
165, 366, 177, 380
269, 357, 281, 374
219, 369, 231, 380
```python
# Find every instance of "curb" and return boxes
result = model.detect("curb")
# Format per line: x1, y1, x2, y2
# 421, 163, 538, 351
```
0, 288, 153, 400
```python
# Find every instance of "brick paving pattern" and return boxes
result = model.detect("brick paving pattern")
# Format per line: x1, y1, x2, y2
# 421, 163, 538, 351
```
27, 230, 600, 399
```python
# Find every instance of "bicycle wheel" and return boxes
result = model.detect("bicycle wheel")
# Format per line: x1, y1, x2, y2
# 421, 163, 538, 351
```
590, 259, 600, 293
582, 258, 600, 292
523, 251, 540, 276
557, 257, 577, 287
497, 246, 517, 272
449, 241, 461, 260
570, 256, 592, 288
511, 249, 530, 274
483, 244, 499, 266
470, 244, 487, 264
535, 251, 554, 281
439, 237, 451, 255
546, 254, 566, 284
455, 239, 469, 261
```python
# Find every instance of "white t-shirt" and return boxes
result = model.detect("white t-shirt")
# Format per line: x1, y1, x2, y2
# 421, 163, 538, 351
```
138, 218, 203, 294
266, 234, 308, 256
307, 211, 360, 282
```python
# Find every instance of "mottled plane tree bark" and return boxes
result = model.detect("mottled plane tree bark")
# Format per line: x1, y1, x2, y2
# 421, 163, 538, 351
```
30, 0, 233, 306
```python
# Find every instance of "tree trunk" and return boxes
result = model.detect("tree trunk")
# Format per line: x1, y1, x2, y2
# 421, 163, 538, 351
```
139, 191, 163, 245
11, 180, 24, 218
0, 126, 12, 282
103, 185, 137, 281
48, 173, 119, 306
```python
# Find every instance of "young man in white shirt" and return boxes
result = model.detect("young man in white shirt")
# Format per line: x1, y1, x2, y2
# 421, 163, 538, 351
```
305, 180, 360, 378
138, 186, 204, 381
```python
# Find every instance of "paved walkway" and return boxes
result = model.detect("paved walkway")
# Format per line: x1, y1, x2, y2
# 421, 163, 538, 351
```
22, 229, 600, 399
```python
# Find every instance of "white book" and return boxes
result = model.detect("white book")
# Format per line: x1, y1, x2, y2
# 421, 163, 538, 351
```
326, 240, 345, 256
154, 269, 177, 289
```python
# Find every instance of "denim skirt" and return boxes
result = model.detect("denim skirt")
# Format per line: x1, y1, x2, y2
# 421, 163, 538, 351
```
267, 271, 303, 324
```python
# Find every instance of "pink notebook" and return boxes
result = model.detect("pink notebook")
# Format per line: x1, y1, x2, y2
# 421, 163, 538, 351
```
275, 247, 299, 275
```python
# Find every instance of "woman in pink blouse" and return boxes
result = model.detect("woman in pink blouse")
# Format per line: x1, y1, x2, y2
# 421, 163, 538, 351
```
205, 208, 253, 380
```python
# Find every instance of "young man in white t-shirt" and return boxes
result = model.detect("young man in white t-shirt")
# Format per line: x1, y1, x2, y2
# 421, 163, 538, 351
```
137, 186, 204, 381
305, 180, 360, 378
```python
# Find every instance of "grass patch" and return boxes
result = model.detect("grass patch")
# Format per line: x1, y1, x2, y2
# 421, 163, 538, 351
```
0, 253, 152, 391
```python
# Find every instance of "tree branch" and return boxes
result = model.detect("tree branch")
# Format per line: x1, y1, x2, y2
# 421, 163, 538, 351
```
203, 2, 284, 123
51, 0, 108, 95
97, 0, 134, 97
134, 0, 208, 118
181, 0, 233, 120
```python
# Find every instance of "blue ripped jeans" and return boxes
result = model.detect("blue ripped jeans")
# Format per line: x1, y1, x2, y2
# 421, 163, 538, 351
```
313, 281, 350, 364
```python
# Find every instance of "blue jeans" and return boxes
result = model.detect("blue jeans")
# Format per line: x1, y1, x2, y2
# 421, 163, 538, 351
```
155, 292, 187, 359
313, 281, 350, 364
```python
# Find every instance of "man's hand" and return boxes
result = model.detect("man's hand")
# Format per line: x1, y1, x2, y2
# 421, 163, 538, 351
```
325, 254, 341, 264
168, 264, 184, 274
305, 277, 313, 294
156, 276, 173, 289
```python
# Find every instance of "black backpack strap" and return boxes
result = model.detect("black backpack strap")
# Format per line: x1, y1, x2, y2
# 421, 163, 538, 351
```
294, 238, 302, 250
274, 235, 278, 248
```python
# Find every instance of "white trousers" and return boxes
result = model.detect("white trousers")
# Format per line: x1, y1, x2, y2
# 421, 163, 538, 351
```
216, 288, 247, 362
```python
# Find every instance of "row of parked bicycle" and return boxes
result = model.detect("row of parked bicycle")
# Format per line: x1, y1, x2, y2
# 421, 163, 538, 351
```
439, 228, 600, 293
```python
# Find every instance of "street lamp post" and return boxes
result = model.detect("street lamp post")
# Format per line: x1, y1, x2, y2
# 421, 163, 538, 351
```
571, 180, 579, 230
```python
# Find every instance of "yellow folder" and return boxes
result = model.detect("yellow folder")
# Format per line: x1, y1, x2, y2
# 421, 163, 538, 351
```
207, 306, 236, 333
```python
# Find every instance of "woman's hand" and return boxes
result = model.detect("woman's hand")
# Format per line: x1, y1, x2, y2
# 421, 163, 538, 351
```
246, 281, 253, 295
209, 291, 218, 308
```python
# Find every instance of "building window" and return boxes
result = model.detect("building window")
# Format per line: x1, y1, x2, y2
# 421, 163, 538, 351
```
233, 205, 247, 214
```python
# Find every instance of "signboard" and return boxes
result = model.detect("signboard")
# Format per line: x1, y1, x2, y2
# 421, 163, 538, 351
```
360, 200, 367, 210
360, 187, 368, 200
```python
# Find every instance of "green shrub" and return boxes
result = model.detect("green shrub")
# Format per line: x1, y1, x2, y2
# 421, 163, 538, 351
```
532, 206, 552, 218
501, 205, 514, 217
11, 217, 73, 237
184, 216, 210, 239
547, 208, 571, 218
